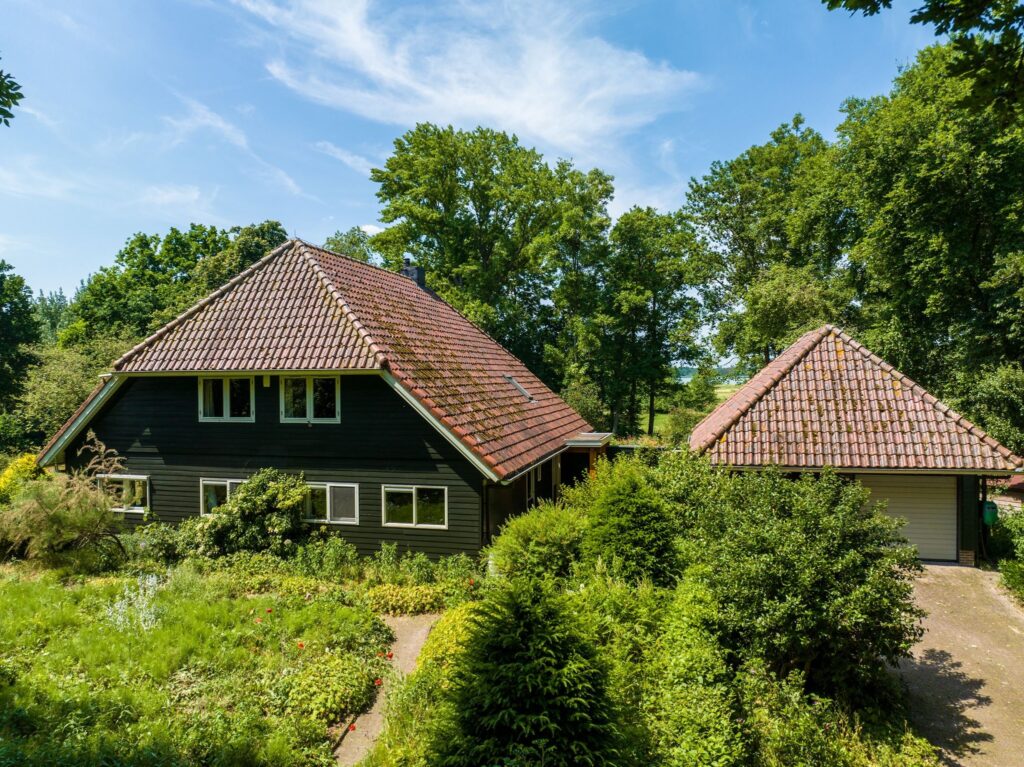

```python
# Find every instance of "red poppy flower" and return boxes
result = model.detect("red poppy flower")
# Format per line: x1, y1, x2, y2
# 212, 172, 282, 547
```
348, 723, 356, 732
386, 651, 394, 660
254, 617, 263, 624
266, 608, 273, 614
468, 578, 475, 586
374, 678, 383, 686
297, 641, 305, 650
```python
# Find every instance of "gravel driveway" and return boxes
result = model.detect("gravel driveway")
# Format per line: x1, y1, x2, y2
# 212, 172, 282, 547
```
895, 565, 1024, 766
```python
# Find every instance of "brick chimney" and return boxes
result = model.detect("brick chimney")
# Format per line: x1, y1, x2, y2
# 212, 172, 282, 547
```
400, 257, 426, 288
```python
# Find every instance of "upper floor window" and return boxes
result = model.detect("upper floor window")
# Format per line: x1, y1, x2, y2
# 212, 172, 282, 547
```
98, 474, 149, 513
280, 376, 340, 423
198, 377, 254, 422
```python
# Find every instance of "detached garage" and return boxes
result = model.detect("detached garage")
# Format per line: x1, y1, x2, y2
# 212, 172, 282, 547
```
689, 325, 1022, 565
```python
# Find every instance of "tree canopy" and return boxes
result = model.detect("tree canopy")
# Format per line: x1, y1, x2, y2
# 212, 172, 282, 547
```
0, 53, 23, 128
824, 0, 1024, 115
0, 261, 39, 406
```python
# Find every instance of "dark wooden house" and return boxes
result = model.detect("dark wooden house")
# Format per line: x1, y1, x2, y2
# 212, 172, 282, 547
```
39, 240, 610, 556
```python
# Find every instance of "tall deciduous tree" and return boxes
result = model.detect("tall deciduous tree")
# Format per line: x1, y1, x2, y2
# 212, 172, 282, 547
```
324, 226, 379, 264
837, 44, 1024, 386
0, 261, 40, 406
684, 116, 852, 369
370, 124, 596, 381
68, 221, 288, 339
601, 208, 700, 435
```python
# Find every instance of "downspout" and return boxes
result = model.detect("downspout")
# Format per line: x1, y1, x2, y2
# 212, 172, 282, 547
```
980, 478, 989, 564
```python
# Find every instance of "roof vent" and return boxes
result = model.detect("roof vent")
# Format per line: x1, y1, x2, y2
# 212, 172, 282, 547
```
400, 258, 426, 288
504, 374, 535, 403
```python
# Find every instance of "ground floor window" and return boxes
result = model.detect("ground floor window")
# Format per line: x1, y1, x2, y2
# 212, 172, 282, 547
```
98, 474, 149, 513
382, 485, 447, 529
200, 478, 244, 515
305, 483, 359, 525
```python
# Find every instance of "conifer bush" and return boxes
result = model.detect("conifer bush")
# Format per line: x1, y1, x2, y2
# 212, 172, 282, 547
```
578, 458, 680, 586
436, 577, 621, 767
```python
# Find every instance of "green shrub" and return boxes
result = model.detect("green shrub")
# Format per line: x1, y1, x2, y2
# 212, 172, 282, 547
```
416, 601, 478, 681
436, 577, 622, 767
124, 521, 181, 565
291, 534, 361, 581
0, 454, 40, 505
177, 469, 307, 558
360, 605, 479, 767
0, 473, 124, 572
736, 663, 939, 767
1001, 559, 1024, 601
488, 501, 585, 579
285, 651, 378, 724
366, 583, 445, 615
682, 467, 923, 699
643, 583, 746, 767
995, 509, 1024, 559
578, 458, 680, 586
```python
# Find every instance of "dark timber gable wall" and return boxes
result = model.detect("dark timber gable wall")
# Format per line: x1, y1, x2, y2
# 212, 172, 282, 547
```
65, 374, 485, 557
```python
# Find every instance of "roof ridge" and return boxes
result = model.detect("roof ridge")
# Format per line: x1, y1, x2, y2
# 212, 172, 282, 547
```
690, 324, 832, 451
112, 240, 295, 372
294, 242, 390, 369
300, 240, 544, 385
829, 326, 1024, 468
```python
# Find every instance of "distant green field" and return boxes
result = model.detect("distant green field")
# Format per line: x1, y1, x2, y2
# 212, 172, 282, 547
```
651, 383, 744, 435
715, 383, 742, 402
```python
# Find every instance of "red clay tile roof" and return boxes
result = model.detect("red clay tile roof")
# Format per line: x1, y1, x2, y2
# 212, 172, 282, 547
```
72, 240, 590, 480
689, 325, 1024, 473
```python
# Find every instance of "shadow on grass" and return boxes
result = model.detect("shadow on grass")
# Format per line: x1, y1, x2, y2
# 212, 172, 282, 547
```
896, 648, 992, 767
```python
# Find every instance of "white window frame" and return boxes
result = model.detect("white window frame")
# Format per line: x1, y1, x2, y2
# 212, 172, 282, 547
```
303, 482, 360, 526
199, 477, 244, 516
197, 376, 256, 423
97, 473, 150, 514
381, 485, 448, 530
279, 376, 342, 424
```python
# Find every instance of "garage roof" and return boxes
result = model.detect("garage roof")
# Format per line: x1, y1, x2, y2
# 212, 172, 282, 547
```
690, 325, 1023, 473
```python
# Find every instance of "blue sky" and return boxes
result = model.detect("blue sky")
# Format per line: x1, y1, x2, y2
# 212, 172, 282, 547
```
1, 0, 933, 296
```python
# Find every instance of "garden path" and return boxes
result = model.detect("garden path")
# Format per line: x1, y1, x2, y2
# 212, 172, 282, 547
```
335, 613, 441, 766
895, 565, 1024, 766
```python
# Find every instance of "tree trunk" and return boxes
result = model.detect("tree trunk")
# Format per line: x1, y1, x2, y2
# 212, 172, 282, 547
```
647, 381, 656, 436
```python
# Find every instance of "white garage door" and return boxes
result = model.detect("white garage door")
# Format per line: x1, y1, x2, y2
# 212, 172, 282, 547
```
854, 474, 957, 561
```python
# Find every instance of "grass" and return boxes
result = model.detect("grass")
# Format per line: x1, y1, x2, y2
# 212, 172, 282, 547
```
651, 383, 745, 436
0, 561, 392, 767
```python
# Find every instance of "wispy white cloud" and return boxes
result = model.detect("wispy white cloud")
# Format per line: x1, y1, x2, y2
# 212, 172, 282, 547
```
164, 98, 249, 149
314, 140, 375, 176
0, 157, 80, 200
233, 0, 701, 156
138, 183, 221, 221
360, 223, 383, 235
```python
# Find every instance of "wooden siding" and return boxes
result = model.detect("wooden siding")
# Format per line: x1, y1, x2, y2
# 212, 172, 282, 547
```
65, 374, 485, 557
